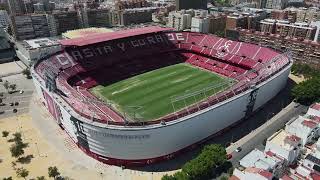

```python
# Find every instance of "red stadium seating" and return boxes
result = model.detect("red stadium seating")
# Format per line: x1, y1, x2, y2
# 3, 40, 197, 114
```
34, 31, 290, 125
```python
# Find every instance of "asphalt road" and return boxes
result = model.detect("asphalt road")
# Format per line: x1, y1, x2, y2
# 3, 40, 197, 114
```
229, 103, 307, 167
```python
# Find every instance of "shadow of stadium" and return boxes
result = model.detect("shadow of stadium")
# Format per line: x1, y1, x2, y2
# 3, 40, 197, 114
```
130, 78, 299, 172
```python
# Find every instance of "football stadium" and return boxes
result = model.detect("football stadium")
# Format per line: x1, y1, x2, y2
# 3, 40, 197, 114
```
31, 26, 292, 166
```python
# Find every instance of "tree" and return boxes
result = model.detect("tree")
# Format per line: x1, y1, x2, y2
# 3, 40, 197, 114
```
2, 177, 13, 180
3, 81, 9, 92
2, 131, 9, 138
22, 69, 32, 79
11, 132, 22, 143
48, 166, 60, 179
220, 176, 228, 180
9, 84, 16, 93
162, 144, 227, 180
36, 176, 46, 180
16, 167, 29, 180
10, 143, 24, 159
292, 76, 320, 105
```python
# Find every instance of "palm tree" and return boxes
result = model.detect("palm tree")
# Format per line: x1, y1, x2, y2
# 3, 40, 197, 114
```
3, 81, 9, 93
2, 131, 9, 138
9, 84, 16, 93
16, 167, 29, 180
48, 166, 60, 179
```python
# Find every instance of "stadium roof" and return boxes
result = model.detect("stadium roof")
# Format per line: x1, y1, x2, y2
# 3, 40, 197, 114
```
60, 26, 174, 47
62, 27, 114, 39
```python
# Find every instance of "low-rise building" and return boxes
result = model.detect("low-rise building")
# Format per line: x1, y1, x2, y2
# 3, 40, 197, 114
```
15, 37, 61, 66
240, 149, 285, 177
265, 130, 302, 165
285, 116, 320, 146
307, 103, 320, 118
232, 167, 273, 180
303, 154, 320, 172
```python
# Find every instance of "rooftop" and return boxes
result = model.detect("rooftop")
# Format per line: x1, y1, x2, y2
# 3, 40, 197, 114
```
62, 28, 114, 39
22, 38, 61, 50
60, 26, 173, 47
240, 149, 281, 170
267, 130, 300, 150
312, 103, 320, 111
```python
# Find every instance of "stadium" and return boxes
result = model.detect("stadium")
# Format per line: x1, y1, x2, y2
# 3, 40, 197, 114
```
31, 26, 292, 166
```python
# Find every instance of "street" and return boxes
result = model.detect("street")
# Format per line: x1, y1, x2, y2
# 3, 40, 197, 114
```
228, 102, 307, 167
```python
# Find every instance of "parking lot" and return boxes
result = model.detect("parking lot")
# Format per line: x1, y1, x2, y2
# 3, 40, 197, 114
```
0, 73, 34, 118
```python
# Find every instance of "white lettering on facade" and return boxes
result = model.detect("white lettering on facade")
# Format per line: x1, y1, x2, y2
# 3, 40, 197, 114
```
88, 129, 150, 140
56, 54, 73, 66
103, 45, 113, 54
117, 42, 126, 51
166, 33, 185, 41
83, 48, 94, 58
176, 33, 185, 41
71, 50, 83, 60
147, 36, 156, 44
131, 40, 140, 48
155, 34, 164, 42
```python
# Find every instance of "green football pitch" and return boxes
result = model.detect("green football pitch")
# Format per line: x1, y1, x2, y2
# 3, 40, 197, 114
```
90, 63, 233, 121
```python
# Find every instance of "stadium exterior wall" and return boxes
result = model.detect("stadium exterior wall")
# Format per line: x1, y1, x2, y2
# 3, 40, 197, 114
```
32, 61, 292, 166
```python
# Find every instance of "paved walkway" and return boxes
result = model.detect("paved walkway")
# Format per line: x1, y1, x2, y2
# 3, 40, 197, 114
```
0, 61, 27, 78
30, 95, 176, 180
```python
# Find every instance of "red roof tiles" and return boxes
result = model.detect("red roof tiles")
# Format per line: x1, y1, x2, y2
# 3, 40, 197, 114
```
312, 104, 320, 111
302, 120, 318, 128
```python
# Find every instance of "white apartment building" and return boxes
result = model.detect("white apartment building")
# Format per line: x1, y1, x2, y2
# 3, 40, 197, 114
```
240, 149, 285, 177
167, 10, 192, 31
191, 16, 209, 33
285, 116, 320, 146
265, 130, 302, 165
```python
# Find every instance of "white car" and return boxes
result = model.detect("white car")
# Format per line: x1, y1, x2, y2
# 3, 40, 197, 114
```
19, 90, 24, 94
235, 147, 242, 152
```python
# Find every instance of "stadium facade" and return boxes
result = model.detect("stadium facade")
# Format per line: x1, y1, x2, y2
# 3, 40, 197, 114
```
31, 27, 292, 166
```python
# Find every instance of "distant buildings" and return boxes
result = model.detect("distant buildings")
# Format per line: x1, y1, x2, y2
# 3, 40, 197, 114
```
118, 8, 154, 26
167, 9, 227, 34
265, 0, 288, 10
0, 10, 9, 28
47, 11, 80, 36
10, 14, 50, 40
260, 19, 317, 40
175, 0, 207, 11
7, 0, 25, 15
234, 29, 320, 68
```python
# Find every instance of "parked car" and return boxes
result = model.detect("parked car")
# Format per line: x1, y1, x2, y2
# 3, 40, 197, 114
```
235, 147, 242, 152
226, 154, 233, 160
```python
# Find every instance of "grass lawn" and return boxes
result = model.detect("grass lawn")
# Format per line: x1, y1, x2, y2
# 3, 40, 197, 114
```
90, 63, 232, 121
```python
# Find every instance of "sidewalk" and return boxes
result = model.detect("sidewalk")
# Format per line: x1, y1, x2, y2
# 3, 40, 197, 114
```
226, 101, 298, 154
30, 94, 176, 180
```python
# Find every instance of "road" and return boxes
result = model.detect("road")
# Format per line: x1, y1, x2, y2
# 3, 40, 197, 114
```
228, 102, 307, 167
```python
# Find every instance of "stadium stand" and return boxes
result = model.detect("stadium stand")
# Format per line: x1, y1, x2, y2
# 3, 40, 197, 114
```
34, 29, 291, 125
